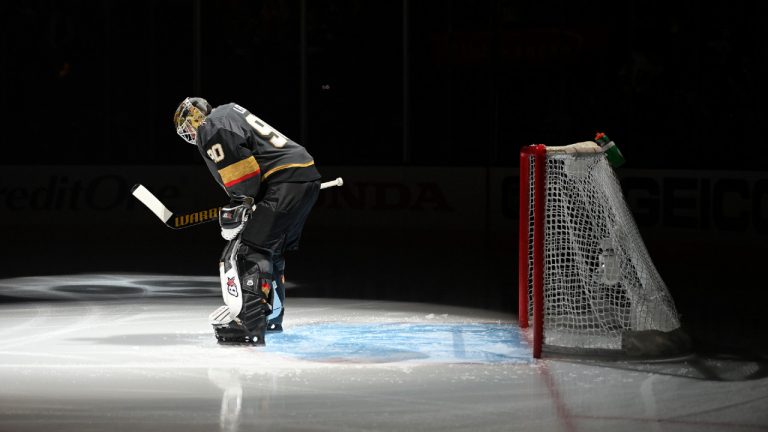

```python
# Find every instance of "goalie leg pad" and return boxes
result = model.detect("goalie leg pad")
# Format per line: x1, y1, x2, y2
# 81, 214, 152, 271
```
267, 255, 285, 331
209, 305, 233, 326
219, 239, 244, 319
216, 242, 275, 345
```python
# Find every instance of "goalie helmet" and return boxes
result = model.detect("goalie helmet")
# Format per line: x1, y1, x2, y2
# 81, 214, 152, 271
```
174, 97, 212, 145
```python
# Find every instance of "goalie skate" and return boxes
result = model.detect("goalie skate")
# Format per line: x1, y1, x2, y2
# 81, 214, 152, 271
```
212, 305, 283, 333
213, 321, 265, 346
210, 305, 267, 345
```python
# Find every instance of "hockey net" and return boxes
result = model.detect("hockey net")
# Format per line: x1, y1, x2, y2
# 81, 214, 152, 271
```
519, 143, 688, 358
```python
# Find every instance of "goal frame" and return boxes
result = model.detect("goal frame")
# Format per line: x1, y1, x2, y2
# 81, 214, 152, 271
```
518, 143, 686, 359
518, 144, 546, 358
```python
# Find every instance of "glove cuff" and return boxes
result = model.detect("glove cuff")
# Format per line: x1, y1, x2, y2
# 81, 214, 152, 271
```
219, 199, 253, 240
221, 225, 244, 241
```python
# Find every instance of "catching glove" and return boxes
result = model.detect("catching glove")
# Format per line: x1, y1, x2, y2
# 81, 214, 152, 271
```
219, 197, 254, 240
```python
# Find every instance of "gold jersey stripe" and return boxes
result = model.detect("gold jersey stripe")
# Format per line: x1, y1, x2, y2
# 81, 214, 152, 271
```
262, 161, 315, 181
218, 156, 261, 186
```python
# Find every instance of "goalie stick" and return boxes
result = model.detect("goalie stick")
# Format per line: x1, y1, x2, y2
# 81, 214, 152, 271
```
131, 177, 343, 230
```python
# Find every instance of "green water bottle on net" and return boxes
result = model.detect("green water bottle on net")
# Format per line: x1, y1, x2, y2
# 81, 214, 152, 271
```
595, 132, 625, 168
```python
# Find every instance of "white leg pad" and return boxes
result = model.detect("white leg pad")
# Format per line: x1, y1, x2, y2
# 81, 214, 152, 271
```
219, 239, 244, 321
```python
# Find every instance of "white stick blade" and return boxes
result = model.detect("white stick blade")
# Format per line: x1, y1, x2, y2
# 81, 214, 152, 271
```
131, 184, 173, 223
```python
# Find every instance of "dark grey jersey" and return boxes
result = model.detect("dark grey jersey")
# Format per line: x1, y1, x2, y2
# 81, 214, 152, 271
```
196, 103, 320, 199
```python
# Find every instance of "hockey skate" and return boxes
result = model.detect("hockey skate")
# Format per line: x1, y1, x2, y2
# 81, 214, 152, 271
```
209, 305, 266, 345
213, 321, 266, 345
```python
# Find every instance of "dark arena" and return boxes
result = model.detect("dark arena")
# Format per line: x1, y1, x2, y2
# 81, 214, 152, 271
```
1, 2, 767, 431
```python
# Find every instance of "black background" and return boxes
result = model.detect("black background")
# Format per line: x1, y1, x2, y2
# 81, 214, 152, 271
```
1, 0, 767, 356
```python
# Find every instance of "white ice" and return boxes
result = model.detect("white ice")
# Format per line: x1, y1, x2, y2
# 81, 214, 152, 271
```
0, 274, 766, 432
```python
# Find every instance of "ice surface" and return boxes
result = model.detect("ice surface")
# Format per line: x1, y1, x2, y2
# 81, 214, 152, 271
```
0, 274, 766, 432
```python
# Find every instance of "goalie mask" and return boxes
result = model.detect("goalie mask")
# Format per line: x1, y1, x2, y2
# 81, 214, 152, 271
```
174, 97, 212, 145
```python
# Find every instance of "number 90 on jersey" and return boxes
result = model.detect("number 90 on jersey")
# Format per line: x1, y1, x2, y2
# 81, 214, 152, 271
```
233, 104, 288, 148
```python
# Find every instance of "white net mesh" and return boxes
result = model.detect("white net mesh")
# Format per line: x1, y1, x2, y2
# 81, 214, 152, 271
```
526, 150, 681, 352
